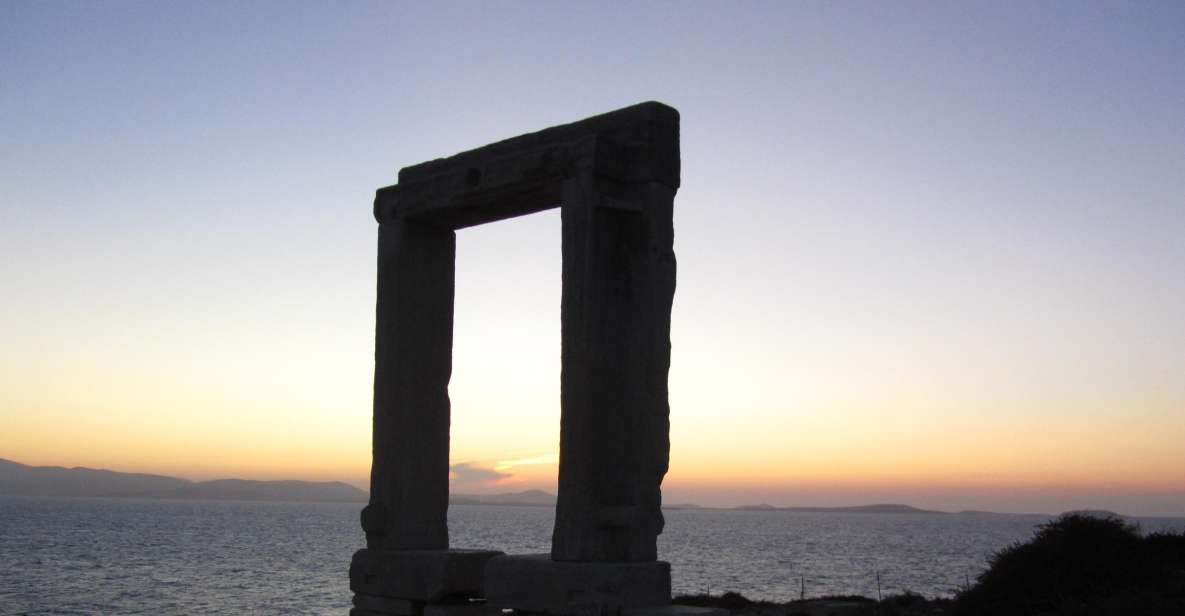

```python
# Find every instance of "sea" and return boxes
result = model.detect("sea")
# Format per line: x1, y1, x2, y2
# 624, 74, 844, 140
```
2, 496, 1183, 615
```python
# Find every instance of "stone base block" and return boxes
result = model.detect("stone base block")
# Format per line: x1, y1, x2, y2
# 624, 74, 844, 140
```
484, 554, 671, 614
353, 594, 424, 615
424, 603, 492, 616
625, 607, 729, 616
351, 548, 505, 602
352, 595, 495, 616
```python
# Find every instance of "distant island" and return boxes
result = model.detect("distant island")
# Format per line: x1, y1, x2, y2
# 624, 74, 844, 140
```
0, 458, 1070, 516
734, 503, 942, 514
0, 458, 367, 503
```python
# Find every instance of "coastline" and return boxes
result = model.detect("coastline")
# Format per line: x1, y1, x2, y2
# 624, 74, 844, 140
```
675, 592, 952, 616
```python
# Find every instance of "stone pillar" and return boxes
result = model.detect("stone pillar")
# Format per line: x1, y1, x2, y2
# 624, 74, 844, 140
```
353, 216, 503, 616
552, 173, 677, 562
484, 173, 676, 613
365, 218, 455, 551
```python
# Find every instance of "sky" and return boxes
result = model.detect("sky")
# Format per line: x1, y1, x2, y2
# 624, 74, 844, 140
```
1, 1, 1183, 516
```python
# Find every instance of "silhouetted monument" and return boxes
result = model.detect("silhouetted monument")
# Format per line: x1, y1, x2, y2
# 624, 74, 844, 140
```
351, 102, 707, 616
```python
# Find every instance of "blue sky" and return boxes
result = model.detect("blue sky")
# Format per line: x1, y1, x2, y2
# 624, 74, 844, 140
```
2, 1, 1183, 515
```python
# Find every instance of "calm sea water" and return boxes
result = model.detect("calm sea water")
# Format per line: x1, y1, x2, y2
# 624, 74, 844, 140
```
2, 496, 1183, 615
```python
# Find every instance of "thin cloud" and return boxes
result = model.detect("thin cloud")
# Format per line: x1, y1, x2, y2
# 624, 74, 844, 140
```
449, 462, 511, 485
493, 453, 559, 472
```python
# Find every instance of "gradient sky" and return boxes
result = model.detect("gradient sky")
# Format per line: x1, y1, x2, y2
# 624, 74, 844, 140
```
2, 2, 1183, 515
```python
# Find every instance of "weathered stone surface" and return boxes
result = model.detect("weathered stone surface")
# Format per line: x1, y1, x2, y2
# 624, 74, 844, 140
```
353, 594, 424, 615
422, 603, 491, 616
625, 606, 730, 616
552, 175, 676, 562
358, 101, 680, 609
484, 554, 671, 613
350, 549, 504, 602
366, 219, 456, 552
375, 102, 679, 229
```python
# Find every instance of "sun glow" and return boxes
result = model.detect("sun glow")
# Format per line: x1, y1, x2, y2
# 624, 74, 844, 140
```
493, 454, 559, 472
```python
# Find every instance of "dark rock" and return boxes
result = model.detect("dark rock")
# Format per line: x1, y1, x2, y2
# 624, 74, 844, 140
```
350, 549, 503, 602
485, 554, 671, 613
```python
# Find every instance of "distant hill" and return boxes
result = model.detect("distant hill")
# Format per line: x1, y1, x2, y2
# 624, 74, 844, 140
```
735, 503, 943, 514
736, 503, 779, 511
0, 458, 366, 503
140, 478, 367, 502
957, 509, 1054, 517
447, 496, 943, 514
1062, 509, 1124, 519
6, 458, 1058, 516
0, 458, 190, 497
449, 494, 718, 509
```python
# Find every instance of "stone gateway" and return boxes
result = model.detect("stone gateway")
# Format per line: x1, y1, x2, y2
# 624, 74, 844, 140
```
351, 102, 714, 616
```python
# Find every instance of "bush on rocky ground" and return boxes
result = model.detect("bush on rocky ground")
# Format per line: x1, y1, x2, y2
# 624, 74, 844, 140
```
675, 515, 1185, 616
673, 591, 947, 616
954, 513, 1185, 616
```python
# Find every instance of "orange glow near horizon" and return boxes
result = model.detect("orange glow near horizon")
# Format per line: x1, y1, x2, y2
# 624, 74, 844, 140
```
4, 270, 1183, 513
6, 391, 1183, 498
4, 292, 1182, 514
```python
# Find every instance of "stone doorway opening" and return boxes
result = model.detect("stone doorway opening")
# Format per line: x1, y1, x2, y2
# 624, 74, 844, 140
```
351, 102, 695, 616
450, 208, 561, 513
